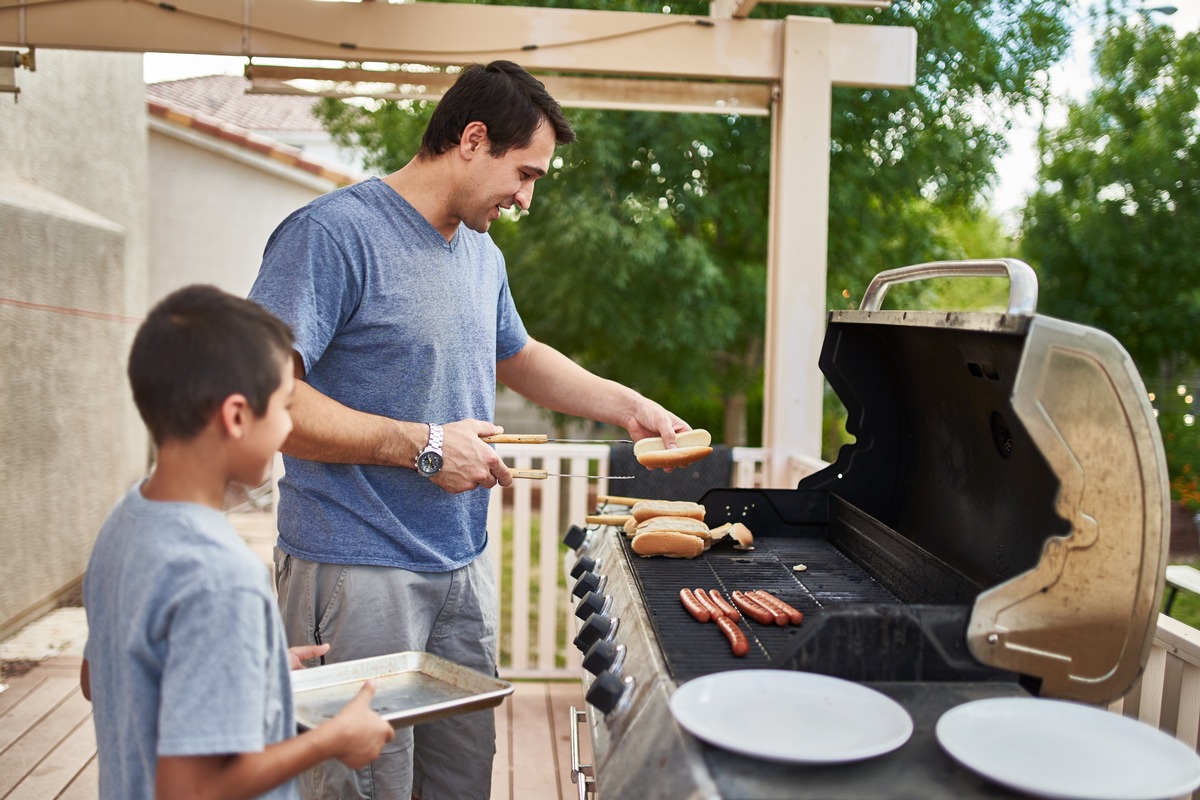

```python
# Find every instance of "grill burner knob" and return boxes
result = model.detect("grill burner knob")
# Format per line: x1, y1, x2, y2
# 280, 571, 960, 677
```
585, 670, 627, 715
571, 571, 603, 599
562, 524, 588, 550
573, 613, 615, 653
574, 590, 608, 621
582, 639, 622, 676
569, 554, 597, 580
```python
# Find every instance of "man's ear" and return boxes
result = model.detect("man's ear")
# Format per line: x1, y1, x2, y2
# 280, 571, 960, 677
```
219, 394, 250, 439
460, 121, 489, 159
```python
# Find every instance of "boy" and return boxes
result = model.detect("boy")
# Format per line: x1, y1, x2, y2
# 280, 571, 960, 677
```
80, 285, 394, 800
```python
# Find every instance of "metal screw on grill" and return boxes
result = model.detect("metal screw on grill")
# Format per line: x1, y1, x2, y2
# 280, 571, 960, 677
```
570, 554, 597, 580
575, 590, 609, 621
562, 524, 589, 550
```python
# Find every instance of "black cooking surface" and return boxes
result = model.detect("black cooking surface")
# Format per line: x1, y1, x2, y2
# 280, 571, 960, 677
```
621, 533, 900, 683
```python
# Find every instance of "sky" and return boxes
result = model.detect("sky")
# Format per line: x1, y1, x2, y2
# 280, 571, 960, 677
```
988, 1, 1200, 222
144, 1, 1200, 223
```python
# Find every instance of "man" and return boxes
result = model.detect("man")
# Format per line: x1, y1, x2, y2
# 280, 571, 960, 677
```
249, 60, 688, 800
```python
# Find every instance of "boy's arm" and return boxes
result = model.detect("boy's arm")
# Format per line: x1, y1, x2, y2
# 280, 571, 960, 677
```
80, 658, 91, 702
155, 681, 392, 800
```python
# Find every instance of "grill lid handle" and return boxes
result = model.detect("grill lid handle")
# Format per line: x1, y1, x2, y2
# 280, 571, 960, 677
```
860, 258, 1038, 316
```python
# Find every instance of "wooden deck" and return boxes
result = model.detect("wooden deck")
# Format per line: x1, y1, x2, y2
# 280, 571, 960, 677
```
0, 655, 589, 799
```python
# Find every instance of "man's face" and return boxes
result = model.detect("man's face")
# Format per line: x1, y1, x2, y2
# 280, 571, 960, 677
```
458, 120, 557, 234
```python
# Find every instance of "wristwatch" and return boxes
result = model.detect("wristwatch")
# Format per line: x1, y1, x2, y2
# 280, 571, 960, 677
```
416, 423, 444, 478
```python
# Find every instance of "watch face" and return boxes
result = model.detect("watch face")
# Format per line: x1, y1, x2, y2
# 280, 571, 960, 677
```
417, 450, 443, 477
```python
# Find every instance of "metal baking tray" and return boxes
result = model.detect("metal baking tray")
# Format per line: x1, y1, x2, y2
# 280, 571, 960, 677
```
291, 651, 514, 730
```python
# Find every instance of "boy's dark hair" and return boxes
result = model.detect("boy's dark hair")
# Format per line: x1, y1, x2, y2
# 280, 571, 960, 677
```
418, 60, 575, 159
128, 285, 295, 446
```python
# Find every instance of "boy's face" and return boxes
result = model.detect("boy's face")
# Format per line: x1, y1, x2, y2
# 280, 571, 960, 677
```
232, 356, 295, 487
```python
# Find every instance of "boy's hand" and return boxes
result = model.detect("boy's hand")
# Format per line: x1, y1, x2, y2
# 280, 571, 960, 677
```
287, 643, 330, 670
330, 680, 394, 769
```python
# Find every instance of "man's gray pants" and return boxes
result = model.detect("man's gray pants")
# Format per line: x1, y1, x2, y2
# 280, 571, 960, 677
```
274, 548, 498, 800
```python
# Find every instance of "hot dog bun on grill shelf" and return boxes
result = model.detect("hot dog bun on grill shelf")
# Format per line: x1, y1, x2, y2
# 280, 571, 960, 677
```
630, 500, 706, 523
633, 429, 714, 469
630, 530, 707, 558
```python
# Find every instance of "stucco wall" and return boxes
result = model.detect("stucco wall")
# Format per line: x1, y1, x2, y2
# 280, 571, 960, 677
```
0, 50, 149, 638
148, 124, 335, 299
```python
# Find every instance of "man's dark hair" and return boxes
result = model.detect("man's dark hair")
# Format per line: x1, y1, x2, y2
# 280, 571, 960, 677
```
419, 60, 575, 159
128, 285, 295, 446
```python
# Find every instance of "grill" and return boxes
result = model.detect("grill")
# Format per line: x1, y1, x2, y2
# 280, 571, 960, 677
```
564, 261, 1171, 800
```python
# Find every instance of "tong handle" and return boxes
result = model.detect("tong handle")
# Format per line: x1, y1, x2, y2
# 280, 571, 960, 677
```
483, 434, 550, 444
510, 468, 549, 480
860, 258, 1038, 316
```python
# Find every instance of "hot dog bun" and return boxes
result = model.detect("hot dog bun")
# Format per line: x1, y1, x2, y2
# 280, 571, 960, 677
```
631, 500, 706, 523
634, 516, 711, 539
631, 531, 706, 558
636, 446, 714, 470
633, 429, 712, 456
729, 522, 754, 550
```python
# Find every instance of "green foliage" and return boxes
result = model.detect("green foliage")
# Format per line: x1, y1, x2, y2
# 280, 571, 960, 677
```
314, 0, 1071, 446
1021, 8, 1200, 506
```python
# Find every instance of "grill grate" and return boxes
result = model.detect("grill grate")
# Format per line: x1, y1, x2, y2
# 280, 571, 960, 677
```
621, 534, 899, 683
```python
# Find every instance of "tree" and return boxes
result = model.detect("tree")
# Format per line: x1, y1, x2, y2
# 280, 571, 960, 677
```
1021, 10, 1200, 507
315, 0, 1072, 446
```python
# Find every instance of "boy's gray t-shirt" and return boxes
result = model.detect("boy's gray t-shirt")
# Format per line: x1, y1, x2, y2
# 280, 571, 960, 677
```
83, 485, 297, 800
249, 177, 528, 572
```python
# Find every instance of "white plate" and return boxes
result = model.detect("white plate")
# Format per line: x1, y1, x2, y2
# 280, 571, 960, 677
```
668, 670, 913, 763
936, 697, 1200, 800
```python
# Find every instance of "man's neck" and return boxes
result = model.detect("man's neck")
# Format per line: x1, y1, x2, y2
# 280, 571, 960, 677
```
383, 159, 461, 242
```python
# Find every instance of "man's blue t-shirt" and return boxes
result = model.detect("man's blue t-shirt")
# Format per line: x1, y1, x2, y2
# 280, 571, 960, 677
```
249, 177, 528, 571
83, 484, 296, 800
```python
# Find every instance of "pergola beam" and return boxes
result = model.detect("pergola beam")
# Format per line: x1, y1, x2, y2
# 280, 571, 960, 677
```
247, 68, 775, 116
0, 1, 914, 88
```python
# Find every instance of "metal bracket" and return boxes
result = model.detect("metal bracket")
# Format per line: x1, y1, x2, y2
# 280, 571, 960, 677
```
1, 48, 35, 98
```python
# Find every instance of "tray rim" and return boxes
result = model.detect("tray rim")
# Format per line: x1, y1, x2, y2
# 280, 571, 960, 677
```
291, 650, 514, 730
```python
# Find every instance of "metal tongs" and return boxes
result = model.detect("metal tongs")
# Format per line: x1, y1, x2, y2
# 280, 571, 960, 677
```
483, 433, 635, 481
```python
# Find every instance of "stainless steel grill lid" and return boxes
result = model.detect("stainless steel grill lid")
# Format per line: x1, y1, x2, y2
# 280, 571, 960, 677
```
804, 260, 1169, 704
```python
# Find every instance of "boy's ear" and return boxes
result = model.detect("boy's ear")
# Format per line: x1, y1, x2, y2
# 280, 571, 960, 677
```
218, 394, 251, 439
460, 121, 489, 159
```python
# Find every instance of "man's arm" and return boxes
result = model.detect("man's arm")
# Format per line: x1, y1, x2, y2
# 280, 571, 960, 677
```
282, 353, 513, 491
155, 682, 393, 800
80, 658, 90, 702
496, 338, 686, 444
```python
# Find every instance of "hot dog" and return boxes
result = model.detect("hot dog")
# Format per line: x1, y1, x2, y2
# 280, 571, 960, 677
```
716, 616, 749, 657
693, 589, 724, 620
730, 591, 777, 626
679, 588, 710, 623
633, 430, 713, 470
707, 589, 741, 622
752, 590, 804, 625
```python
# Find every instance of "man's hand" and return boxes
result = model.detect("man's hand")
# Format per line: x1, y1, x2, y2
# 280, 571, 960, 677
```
624, 397, 689, 450
329, 681, 396, 769
430, 420, 513, 493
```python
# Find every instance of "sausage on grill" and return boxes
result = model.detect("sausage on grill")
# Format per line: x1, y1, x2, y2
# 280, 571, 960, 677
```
730, 591, 776, 626
716, 616, 749, 657
693, 588, 724, 620
707, 589, 741, 622
751, 590, 804, 625
679, 588, 710, 623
